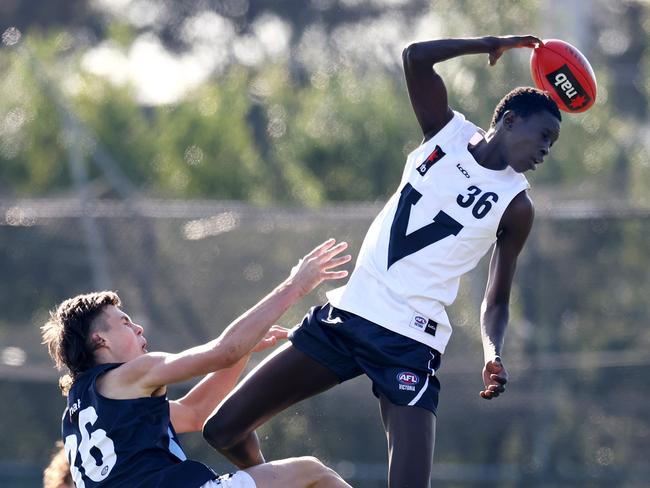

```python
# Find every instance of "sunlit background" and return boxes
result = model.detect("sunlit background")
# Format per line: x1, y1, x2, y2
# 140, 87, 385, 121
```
2, 1, 650, 487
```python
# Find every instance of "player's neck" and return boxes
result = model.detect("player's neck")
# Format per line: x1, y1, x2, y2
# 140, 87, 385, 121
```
94, 348, 130, 365
468, 131, 508, 171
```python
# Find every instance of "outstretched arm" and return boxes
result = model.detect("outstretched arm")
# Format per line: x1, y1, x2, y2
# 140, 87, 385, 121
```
479, 191, 534, 400
402, 35, 541, 139
101, 239, 351, 399
170, 325, 289, 433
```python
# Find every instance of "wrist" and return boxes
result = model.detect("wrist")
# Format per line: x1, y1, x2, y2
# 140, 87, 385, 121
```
279, 277, 306, 303
483, 343, 501, 363
484, 351, 502, 362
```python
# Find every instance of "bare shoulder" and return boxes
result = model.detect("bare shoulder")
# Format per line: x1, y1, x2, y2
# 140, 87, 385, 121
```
499, 190, 534, 239
505, 191, 534, 222
96, 353, 168, 399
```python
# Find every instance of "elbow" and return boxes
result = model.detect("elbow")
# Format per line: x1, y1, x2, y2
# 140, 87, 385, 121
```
402, 43, 421, 67
211, 342, 244, 369
402, 41, 439, 68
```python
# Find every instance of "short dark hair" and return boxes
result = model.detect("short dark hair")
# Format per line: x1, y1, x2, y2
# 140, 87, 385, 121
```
41, 291, 120, 394
491, 86, 561, 128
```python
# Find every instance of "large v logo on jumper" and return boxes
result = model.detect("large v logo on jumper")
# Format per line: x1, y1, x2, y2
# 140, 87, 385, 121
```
387, 183, 463, 269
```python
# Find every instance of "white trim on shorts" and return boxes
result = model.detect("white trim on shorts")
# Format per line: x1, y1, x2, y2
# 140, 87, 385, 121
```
408, 350, 436, 406
199, 471, 256, 488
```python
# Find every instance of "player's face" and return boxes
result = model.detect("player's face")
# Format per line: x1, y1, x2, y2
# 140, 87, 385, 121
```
504, 111, 560, 173
100, 305, 148, 361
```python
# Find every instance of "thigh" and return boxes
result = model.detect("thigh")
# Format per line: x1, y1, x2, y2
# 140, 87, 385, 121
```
356, 328, 442, 415
380, 395, 436, 488
244, 457, 350, 488
214, 343, 341, 434
244, 458, 314, 488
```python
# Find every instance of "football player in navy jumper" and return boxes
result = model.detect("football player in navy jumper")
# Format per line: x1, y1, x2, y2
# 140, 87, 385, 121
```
203, 35, 562, 488
42, 239, 353, 488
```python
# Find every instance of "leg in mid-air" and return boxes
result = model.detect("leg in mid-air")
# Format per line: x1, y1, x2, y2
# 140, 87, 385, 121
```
379, 394, 436, 488
203, 342, 340, 468
242, 456, 353, 488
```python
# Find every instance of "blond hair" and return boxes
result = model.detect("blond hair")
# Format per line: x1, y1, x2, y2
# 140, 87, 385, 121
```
43, 441, 73, 488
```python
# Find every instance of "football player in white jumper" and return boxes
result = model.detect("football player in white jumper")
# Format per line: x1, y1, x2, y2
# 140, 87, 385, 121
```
204, 35, 561, 488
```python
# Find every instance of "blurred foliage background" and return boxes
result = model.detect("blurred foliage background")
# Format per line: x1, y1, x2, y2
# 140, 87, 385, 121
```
1, 0, 650, 487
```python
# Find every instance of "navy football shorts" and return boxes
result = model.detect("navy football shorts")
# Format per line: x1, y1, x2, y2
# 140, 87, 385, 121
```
289, 303, 442, 414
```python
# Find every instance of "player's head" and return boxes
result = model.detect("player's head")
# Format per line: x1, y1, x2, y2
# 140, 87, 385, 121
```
490, 87, 561, 173
42, 291, 147, 393
43, 440, 73, 488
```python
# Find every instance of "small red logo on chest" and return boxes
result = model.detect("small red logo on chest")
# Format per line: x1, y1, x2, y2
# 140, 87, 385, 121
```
417, 145, 446, 176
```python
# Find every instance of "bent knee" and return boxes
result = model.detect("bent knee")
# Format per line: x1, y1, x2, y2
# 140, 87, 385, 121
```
297, 456, 323, 468
202, 412, 244, 450
293, 456, 340, 482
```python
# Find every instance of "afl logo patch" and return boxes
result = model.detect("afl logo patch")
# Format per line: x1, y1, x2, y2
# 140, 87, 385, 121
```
409, 313, 438, 337
396, 372, 419, 385
417, 145, 446, 176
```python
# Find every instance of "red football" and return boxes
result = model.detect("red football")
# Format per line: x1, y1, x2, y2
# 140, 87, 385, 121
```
530, 39, 597, 113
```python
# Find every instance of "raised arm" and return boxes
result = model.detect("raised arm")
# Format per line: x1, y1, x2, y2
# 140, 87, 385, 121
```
402, 35, 541, 139
101, 239, 351, 399
479, 191, 534, 400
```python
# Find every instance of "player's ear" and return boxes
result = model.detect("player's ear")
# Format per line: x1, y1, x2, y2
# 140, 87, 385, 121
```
502, 110, 516, 130
89, 331, 107, 350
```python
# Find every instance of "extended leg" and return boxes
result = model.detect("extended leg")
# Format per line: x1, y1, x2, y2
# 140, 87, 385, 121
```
203, 343, 340, 468
379, 394, 436, 488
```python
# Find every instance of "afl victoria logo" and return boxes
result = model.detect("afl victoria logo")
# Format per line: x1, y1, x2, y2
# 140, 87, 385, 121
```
396, 371, 419, 385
